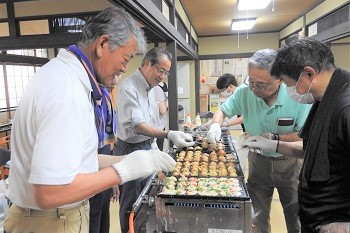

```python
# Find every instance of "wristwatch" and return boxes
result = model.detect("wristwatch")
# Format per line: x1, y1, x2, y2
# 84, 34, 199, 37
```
271, 133, 279, 140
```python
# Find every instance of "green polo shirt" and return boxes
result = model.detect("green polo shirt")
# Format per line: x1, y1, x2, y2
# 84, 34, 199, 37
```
221, 83, 311, 156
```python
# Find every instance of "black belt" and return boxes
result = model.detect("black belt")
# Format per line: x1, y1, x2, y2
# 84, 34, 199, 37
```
255, 152, 287, 161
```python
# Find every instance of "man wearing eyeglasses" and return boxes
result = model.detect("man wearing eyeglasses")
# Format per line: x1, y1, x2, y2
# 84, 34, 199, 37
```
207, 49, 311, 233
114, 47, 194, 233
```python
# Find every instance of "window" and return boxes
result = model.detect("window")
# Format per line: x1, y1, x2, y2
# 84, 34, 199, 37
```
5, 64, 38, 107
7, 48, 48, 58
36, 49, 48, 58
0, 48, 47, 109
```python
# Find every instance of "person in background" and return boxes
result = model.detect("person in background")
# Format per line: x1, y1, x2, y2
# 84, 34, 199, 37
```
153, 81, 169, 151
207, 49, 311, 233
244, 38, 350, 233
89, 76, 120, 233
4, 7, 176, 233
107, 82, 121, 205
216, 73, 245, 131
114, 47, 194, 233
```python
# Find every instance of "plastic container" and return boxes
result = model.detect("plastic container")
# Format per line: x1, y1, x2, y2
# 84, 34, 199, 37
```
195, 113, 202, 126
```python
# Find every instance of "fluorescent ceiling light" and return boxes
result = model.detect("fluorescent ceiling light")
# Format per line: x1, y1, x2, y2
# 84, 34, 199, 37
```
231, 18, 256, 30
238, 0, 271, 10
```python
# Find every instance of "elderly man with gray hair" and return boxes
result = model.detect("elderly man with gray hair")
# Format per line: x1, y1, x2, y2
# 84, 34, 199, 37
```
207, 49, 311, 233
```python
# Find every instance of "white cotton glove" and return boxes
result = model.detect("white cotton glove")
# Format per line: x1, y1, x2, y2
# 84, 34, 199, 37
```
316, 222, 350, 233
113, 150, 176, 184
260, 132, 279, 140
151, 138, 159, 150
167, 130, 195, 148
234, 132, 249, 150
243, 136, 278, 154
207, 123, 221, 144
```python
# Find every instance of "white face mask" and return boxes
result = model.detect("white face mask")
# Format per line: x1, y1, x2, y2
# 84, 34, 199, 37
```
286, 73, 315, 104
221, 89, 232, 97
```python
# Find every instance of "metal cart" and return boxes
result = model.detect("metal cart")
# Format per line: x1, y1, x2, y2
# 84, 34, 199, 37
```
131, 132, 253, 233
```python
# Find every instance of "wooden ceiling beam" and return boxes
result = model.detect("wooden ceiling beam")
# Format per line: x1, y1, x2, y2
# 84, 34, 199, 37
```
0, 34, 81, 50
109, 0, 198, 60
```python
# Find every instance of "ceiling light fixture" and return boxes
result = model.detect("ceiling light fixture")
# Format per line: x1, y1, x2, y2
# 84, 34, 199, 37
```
238, 0, 272, 10
231, 18, 256, 31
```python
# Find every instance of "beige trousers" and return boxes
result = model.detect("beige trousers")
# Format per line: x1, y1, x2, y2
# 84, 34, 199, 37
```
4, 201, 89, 233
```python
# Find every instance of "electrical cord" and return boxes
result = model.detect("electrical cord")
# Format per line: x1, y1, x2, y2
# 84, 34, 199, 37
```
129, 211, 135, 233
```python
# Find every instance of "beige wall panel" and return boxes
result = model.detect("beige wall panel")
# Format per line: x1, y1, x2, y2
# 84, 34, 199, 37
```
14, 0, 112, 17
0, 23, 9, 37
47, 48, 56, 59
279, 0, 348, 39
306, 0, 349, 24
332, 37, 350, 70
162, 0, 170, 21
198, 33, 279, 55
333, 37, 350, 43
175, 0, 191, 31
119, 53, 143, 81
279, 17, 304, 39
191, 25, 198, 42
118, 44, 157, 79
19, 20, 49, 35
0, 4, 7, 19
187, 60, 196, 117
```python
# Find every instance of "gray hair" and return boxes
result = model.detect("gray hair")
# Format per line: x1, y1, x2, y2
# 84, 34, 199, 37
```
141, 47, 173, 66
271, 38, 335, 81
248, 49, 277, 71
78, 7, 146, 54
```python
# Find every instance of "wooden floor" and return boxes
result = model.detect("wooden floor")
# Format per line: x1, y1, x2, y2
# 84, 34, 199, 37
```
109, 129, 288, 233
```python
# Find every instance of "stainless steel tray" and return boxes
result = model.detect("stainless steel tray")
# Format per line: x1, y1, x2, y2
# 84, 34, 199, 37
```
158, 177, 250, 201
